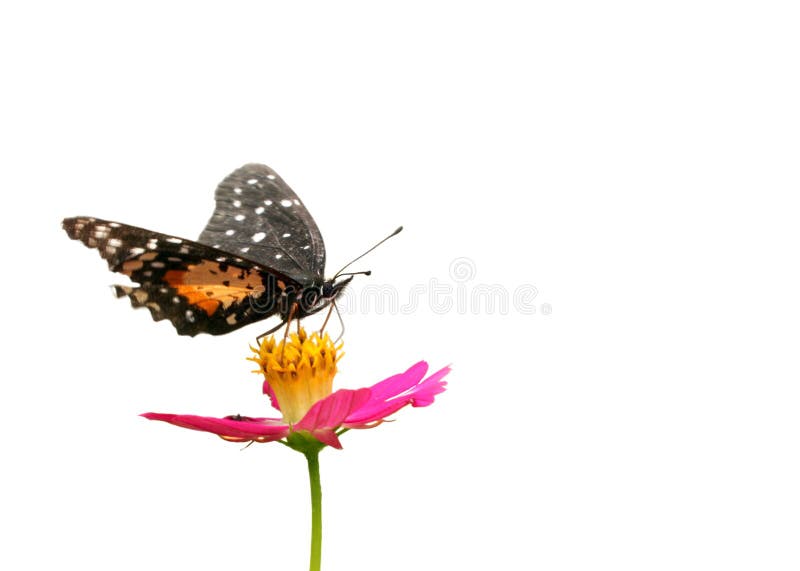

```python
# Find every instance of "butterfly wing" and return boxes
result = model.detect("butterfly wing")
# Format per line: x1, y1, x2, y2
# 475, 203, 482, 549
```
198, 164, 326, 281
62, 217, 298, 336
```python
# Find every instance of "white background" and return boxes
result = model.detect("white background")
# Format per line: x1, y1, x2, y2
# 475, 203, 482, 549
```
2, 2, 799, 570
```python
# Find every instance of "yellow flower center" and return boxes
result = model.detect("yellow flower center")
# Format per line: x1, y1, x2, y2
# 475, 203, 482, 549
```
249, 327, 342, 425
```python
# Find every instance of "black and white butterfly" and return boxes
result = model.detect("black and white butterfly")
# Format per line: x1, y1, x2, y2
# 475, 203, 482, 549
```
62, 164, 397, 337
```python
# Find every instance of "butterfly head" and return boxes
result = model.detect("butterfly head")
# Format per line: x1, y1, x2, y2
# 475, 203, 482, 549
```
323, 274, 357, 302
297, 274, 356, 316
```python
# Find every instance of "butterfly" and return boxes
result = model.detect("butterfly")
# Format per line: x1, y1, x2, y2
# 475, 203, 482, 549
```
62, 164, 397, 337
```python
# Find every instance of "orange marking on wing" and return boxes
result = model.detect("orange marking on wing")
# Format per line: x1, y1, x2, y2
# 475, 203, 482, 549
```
121, 259, 144, 274
163, 261, 264, 316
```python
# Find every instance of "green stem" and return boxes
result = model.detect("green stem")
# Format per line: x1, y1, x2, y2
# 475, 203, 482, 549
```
305, 448, 322, 571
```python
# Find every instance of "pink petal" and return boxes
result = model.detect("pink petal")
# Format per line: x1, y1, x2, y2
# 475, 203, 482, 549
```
142, 413, 289, 442
345, 399, 408, 427
294, 388, 372, 449
406, 365, 450, 407
262, 380, 281, 412
366, 361, 429, 402
343, 364, 450, 427
295, 388, 372, 431
308, 429, 343, 449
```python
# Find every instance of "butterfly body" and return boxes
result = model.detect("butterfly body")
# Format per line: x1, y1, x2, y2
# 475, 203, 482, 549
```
62, 164, 352, 336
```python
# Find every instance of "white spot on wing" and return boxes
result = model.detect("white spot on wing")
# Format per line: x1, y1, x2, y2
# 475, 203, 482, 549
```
235, 214, 245, 221
280, 199, 292, 207
225, 229, 235, 236
240, 247, 250, 253
252, 232, 266, 242
255, 206, 265, 214
233, 200, 241, 208
264, 200, 273, 206
282, 233, 291, 238
234, 187, 243, 194
247, 178, 258, 185
108, 238, 122, 247
167, 237, 182, 244
275, 254, 283, 259
293, 199, 300, 205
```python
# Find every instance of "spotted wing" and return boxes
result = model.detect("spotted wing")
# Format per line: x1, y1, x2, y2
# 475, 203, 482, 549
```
198, 164, 326, 281
62, 217, 298, 336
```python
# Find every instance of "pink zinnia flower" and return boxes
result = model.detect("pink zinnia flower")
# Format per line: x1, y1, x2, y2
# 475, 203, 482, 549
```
142, 328, 449, 449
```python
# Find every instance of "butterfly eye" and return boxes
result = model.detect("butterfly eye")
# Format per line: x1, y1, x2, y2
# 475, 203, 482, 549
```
299, 286, 322, 312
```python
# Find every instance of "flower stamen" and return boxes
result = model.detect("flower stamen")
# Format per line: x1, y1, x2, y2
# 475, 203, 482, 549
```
250, 327, 342, 425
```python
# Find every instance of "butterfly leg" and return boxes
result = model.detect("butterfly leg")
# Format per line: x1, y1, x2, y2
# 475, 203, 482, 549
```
332, 302, 346, 344
256, 320, 289, 344
280, 302, 298, 363
319, 302, 336, 335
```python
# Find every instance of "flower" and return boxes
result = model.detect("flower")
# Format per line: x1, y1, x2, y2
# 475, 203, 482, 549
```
142, 328, 449, 449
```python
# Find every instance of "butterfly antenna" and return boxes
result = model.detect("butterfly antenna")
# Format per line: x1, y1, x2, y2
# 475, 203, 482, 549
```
334, 226, 403, 278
